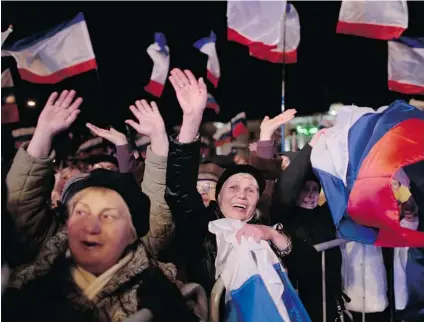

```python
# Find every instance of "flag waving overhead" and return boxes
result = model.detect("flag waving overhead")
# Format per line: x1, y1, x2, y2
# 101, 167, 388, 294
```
194, 31, 220, 88
1, 25, 13, 46
144, 32, 170, 98
249, 3, 300, 64
336, 0, 408, 40
388, 37, 424, 95
2, 13, 97, 84
231, 112, 249, 138
311, 101, 424, 247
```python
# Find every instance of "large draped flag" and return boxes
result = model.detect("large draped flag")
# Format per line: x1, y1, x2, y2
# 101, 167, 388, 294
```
227, 1, 300, 64
1, 69, 19, 124
2, 13, 97, 84
194, 31, 220, 88
144, 32, 170, 98
311, 100, 424, 247
1, 25, 13, 46
336, 0, 408, 40
388, 37, 424, 95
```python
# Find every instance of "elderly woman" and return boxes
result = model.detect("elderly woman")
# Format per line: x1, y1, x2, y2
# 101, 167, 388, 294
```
164, 69, 293, 295
4, 90, 197, 322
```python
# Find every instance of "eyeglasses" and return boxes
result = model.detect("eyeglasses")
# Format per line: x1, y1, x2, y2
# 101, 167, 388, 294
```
197, 183, 216, 194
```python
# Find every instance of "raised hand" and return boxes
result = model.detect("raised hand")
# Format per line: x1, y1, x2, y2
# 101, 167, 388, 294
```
125, 99, 168, 156
260, 109, 297, 141
86, 123, 128, 146
27, 90, 82, 158
249, 142, 258, 153
169, 68, 207, 116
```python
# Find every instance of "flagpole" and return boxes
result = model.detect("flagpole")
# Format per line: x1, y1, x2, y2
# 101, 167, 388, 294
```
281, 6, 287, 153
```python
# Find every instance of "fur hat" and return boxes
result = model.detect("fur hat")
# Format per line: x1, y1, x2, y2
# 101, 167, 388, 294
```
198, 163, 224, 182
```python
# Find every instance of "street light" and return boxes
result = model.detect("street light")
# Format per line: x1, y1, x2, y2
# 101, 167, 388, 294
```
27, 100, 36, 107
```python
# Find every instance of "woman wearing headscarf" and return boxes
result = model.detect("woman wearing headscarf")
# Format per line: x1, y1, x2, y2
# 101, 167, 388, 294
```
4, 90, 198, 322
271, 130, 344, 322
164, 69, 294, 296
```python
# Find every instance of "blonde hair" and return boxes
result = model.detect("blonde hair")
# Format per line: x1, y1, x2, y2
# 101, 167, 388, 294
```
67, 187, 136, 237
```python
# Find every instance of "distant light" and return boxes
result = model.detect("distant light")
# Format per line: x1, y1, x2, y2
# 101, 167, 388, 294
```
27, 100, 36, 107
5, 95, 15, 104
329, 110, 337, 116
309, 127, 318, 134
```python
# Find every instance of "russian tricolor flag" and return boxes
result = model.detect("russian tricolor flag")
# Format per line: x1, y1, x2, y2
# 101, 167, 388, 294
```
2, 13, 97, 84
336, 0, 408, 40
144, 32, 170, 98
311, 101, 424, 247
214, 122, 232, 147
231, 112, 249, 138
206, 93, 220, 114
388, 37, 424, 95
194, 31, 220, 88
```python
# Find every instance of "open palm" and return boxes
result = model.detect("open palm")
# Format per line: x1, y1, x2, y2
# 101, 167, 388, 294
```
125, 100, 165, 138
260, 109, 297, 138
168, 68, 207, 116
86, 123, 128, 146
38, 90, 83, 136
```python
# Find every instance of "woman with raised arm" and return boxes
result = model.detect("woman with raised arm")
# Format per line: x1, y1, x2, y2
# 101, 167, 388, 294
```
165, 69, 293, 296
4, 91, 198, 322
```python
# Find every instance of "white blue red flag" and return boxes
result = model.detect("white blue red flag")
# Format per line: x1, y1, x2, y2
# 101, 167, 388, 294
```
194, 31, 220, 88
1, 68, 19, 124
311, 101, 424, 247
209, 218, 310, 322
144, 33, 170, 98
206, 93, 220, 114
214, 122, 232, 147
336, 0, 408, 40
2, 13, 97, 84
388, 37, 424, 95
231, 112, 249, 138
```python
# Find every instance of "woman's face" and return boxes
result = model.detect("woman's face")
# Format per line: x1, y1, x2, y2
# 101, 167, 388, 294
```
67, 188, 136, 275
218, 173, 259, 221
297, 180, 320, 209
197, 180, 217, 206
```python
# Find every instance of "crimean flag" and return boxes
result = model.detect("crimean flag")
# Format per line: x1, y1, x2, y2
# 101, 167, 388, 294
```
2, 13, 97, 84
194, 31, 221, 88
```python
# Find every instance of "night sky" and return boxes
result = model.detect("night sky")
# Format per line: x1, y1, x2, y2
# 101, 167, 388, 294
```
2, 1, 424, 135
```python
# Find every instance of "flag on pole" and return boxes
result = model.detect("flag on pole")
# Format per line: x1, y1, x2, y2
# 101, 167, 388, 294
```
144, 32, 170, 98
1, 13, 97, 84
388, 37, 424, 95
311, 100, 424, 247
1, 25, 13, 47
249, 4, 300, 64
194, 31, 221, 88
231, 112, 249, 138
1, 69, 19, 124
336, 0, 408, 40
206, 93, 220, 114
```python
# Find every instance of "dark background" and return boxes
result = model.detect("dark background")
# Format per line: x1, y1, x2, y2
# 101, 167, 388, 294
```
2, 1, 424, 143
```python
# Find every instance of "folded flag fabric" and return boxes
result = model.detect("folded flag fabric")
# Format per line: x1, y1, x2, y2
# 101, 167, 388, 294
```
231, 112, 249, 138
388, 37, 424, 95
336, 0, 408, 40
1, 25, 13, 47
12, 127, 35, 149
1, 69, 19, 124
144, 32, 170, 98
227, 1, 287, 62
249, 3, 300, 64
194, 31, 220, 88
209, 218, 310, 322
311, 100, 424, 247
206, 93, 220, 114
2, 13, 97, 84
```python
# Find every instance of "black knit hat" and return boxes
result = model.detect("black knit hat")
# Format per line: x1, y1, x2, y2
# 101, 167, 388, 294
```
61, 169, 150, 237
215, 164, 266, 199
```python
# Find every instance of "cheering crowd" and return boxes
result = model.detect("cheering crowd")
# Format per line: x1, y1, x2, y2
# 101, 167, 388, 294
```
2, 68, 423, 322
